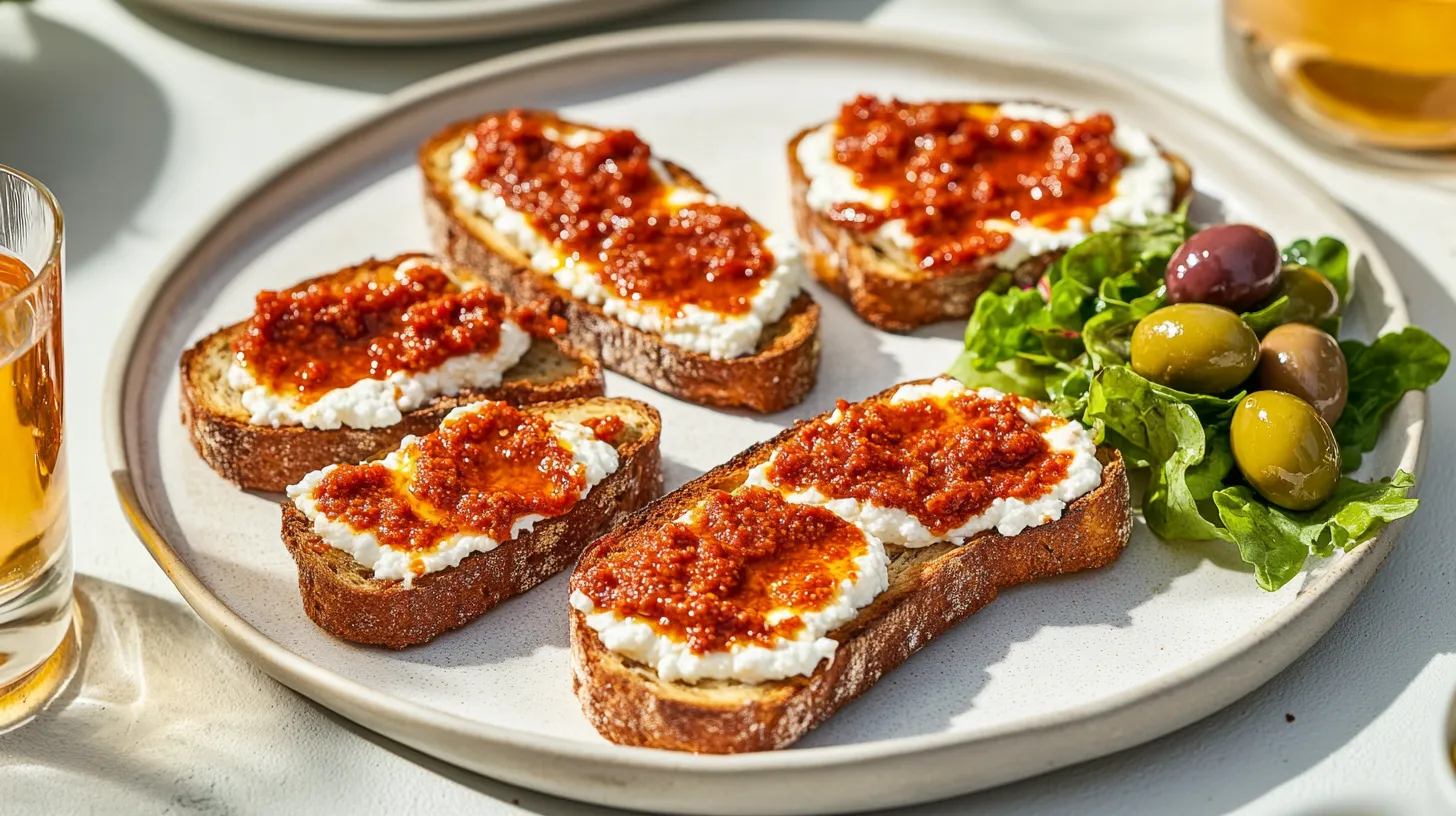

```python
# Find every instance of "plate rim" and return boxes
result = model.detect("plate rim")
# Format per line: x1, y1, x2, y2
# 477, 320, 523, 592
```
102, 18, 1424, 808
127, 0, 693, 44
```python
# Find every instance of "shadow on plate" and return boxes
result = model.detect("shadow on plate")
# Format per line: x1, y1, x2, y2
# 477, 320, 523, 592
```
115, 0, 893, 96
393, 571, 575, 669
0, 9, 170, 267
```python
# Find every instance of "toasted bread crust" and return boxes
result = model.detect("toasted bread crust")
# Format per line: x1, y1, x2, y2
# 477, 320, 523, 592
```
786, 124, 1195, 333
568, 382, 1132, 753
420, 118, 821, 414
282, 398, 663, 649
179, 254, 605, 493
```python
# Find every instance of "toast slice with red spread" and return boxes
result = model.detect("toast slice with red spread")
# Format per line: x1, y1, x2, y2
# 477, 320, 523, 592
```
568, 379, 1131, 753
788, 97, 1194, 332
420, 111, 821, 414
180, 253, 604, 493
282, 397, 661, 649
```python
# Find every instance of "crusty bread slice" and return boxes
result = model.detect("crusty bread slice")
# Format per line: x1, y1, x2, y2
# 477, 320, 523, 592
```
569, 382, 1131, 753
787, 123, 1195, 332
420, 115, 821, 414
180, 254, 604, 493
282, 397, 662, 649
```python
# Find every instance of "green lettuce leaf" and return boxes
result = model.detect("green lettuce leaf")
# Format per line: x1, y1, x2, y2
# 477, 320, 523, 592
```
947, 354, 1051, 398
959, 284, 1045, 360
949, 285, 1051, 395
1185, 426, 1234, 502
1083, 283, 1165, 369
1333, 327, 1450, 470
1053, 210, 1190, 302
1084, 366, 1230, 541
1044, 358, 1094, 418
1281, 237, 1351, 304
1242, 295, 1289, 336
1213, 472, 1418, 591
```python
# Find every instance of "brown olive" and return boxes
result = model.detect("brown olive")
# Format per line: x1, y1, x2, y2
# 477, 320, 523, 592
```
1130, 303, 1260, 394
1269, 264, 1340, 326
1166, 224, 1283, 312
1231, 391, 1341, 511
1257, 324, 1348, 424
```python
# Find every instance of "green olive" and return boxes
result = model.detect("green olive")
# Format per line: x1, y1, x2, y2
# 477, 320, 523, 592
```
1130, 303, 1260, 394
1231, 390, 1342, 511
1270, 264, 1340, 326
1257, 324, 1348, 424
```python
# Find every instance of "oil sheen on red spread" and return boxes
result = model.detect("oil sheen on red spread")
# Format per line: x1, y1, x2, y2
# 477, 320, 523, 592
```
764, 390, 1073, 535
827, 96, 1126, 271
233, 261, 514, 405
573, 486, 868, 654
312, 402, 592, 552
466, 110, 777, 317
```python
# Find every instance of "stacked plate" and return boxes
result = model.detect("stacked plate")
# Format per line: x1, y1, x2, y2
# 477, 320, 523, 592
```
127, 0, 691, 44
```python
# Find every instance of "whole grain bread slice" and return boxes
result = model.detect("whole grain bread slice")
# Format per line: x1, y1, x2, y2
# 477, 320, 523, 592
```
283, 397, 662, 650
787, 117, 1195, 332
569, 381, 1132, 753
180, 254, 604, 493
420, 115, 821, 414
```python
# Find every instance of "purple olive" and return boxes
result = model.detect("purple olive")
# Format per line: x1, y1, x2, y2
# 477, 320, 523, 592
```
1165, 224, 1283, 312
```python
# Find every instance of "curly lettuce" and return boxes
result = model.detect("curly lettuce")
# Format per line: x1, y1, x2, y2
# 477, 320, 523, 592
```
1213, 473, 1417, 590
1334, 327, 1449, 470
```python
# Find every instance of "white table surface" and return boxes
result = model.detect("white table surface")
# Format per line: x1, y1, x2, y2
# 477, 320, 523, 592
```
4, 0, 1456, 812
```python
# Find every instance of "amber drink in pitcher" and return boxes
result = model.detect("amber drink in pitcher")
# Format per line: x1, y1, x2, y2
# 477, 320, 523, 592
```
0, 166, 74, 728
1226, 0, 1456, 151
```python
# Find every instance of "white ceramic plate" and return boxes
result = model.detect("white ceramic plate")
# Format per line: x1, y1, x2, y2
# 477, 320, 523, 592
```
105, 22, 1425, 815
127, 0, 690, 44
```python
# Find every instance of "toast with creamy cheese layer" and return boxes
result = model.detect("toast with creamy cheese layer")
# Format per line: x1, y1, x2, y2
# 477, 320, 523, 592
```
568, 380, 1131, 753
180, 254, 604, 493
283, 397, 661, 649
786, 106, 1194, 332
420, 114, 821, 414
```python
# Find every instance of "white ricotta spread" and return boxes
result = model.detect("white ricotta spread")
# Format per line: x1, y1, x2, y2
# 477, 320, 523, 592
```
286, 401, 619, 588
743, 378, 1103, 547
228, 319, 529, 431
570, 508, 888, 684
795, 101, 1175, 270
448, 131, 804, 360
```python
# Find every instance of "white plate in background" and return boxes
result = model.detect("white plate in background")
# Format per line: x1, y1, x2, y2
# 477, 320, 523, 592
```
127, 0, 691, 44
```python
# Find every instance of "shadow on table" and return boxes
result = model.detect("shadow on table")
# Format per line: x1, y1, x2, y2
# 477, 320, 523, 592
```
115, 0, 892, 96
0, 8, 170, 267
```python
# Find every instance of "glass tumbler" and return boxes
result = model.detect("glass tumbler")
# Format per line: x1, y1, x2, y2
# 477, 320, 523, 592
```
0, 165, 74, 730
1226, 0, 1456, 153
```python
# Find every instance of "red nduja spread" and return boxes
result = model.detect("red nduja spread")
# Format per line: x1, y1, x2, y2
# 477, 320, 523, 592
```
763, 391, 1072, 536
311, 402, 594, 553
234, 260, 552, 406
579, 415, 626, 445
465, 110, 776, 317
826, 96, 1126, 271
573, 486, 868, 654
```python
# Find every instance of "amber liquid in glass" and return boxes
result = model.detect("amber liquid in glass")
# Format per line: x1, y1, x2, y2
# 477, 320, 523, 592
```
1227, 0, 1456, 150
0, 250, 68, 687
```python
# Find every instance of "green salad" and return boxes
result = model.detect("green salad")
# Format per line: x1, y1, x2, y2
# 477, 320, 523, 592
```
948, 212, 1448, 590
